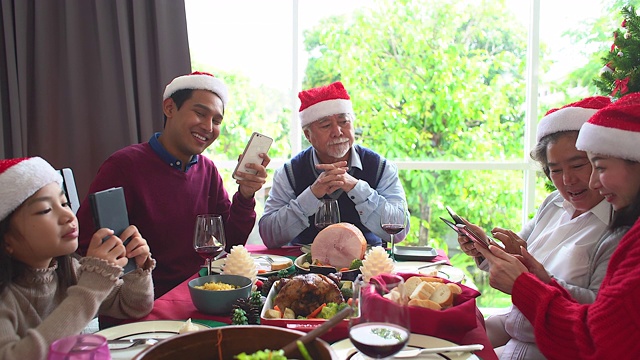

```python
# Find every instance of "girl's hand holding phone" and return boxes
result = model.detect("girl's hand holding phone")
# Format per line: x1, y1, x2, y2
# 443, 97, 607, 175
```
119, 225, 152, 269
87, 228, 128, 268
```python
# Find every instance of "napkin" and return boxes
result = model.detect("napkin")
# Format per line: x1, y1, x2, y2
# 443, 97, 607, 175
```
367, 273, 481, 340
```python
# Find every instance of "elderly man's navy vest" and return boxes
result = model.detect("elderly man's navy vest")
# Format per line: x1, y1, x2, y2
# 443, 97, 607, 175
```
284, 145, 386, 246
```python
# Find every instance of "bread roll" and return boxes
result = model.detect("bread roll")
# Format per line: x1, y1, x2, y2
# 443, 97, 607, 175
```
270, 260, 292, 271
408, 298, 441, 310
446, 282, 462, 295
410, 281, 436, 300
429, 283, 454, 308
404, 276, 424, 297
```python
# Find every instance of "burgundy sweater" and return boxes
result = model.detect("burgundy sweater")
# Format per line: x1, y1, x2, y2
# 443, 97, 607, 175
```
513, 217, 640, 359
76, 143, 256, 297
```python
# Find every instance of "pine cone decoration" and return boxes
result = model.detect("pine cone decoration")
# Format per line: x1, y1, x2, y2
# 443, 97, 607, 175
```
231, 308, 248, 325
360, 246, 395, 282
232, 297, 261, 325
261, 275, 280, 297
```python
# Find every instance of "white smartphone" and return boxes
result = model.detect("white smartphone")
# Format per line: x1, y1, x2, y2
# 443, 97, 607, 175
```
232, 132, 273, 180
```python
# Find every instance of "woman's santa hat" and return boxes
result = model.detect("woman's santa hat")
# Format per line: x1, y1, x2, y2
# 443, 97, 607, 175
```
298, 81, 354, 127
577, 92, 640, 162
0, 157, 62, 221
536, 96, 612, 142
163, 71, 228, 106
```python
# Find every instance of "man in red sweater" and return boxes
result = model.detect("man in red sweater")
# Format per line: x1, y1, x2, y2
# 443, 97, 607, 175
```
76, 72, 270, 301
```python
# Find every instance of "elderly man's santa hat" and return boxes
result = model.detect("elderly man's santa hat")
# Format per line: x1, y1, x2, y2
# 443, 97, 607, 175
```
0, 157, 62, 221
577, 92, 640, 162
298, 81, 354, 127
163, 71, 228, 106
536, 96, 612, 142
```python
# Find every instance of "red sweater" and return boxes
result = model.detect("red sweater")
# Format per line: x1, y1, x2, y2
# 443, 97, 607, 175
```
76, 143, 256, 298
513, 217, 640, 359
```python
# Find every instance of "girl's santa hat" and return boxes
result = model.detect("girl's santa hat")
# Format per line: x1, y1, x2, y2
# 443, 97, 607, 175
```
298, 81, 353, 127
0, 157, 62, 221
577, 92, 640, 162
536, 96, 611, 142
163, 71, 228, 106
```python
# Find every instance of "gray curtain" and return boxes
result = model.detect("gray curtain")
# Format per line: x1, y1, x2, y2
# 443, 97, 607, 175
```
0, 0, 191, 200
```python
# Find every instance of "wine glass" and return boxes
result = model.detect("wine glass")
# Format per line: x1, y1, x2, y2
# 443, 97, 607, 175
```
314, 198, 341, 230
48, 334, 110, 360
193, 214, 226, 275
381, 199, 407, 261
349, 274, 410, 359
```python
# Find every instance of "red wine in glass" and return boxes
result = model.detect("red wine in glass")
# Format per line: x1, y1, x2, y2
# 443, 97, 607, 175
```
195, 246, 224, 260
382, 224, 404, 235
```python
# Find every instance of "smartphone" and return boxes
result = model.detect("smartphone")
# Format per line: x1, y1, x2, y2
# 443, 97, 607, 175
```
89, 187, 136, 275
232, 132, 273, 180
439, 216, 463, 235
446, 206, 464, 225
456, 224, 490, 249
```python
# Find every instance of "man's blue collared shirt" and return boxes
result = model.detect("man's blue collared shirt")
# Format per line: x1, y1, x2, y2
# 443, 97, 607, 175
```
148, 132, 199, 172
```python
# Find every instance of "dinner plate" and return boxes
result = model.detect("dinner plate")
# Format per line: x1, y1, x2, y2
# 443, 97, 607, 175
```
331, 333, 480, 359
394, 262, 465, 283
210, 254, 293, 276
95, 320, 210, 360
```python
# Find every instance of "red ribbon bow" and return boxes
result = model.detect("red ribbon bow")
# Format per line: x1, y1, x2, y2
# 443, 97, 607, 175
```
612, 77, 630, 96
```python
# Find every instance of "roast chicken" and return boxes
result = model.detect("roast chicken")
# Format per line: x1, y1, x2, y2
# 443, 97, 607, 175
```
273, 273, 344, 317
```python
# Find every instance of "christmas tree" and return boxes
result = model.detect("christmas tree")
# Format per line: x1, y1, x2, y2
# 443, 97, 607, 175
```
594, 5, 640, 99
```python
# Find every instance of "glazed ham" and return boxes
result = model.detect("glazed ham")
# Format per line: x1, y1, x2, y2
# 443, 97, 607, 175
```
311, 223, 367, 269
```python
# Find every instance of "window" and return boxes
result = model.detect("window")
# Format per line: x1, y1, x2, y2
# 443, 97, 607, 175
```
185, 0, 613, 308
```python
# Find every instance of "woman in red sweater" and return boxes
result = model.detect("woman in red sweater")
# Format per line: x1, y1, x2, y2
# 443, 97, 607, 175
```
475, 92, 640, 359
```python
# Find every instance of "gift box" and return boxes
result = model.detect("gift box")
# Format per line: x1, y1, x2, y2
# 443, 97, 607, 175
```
367, 273, 481, 339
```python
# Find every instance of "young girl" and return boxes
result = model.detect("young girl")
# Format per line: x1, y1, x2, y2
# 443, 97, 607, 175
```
0, 157, 155, 359
477, 92, 640, 359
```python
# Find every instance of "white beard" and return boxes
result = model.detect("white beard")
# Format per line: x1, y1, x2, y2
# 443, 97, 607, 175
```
327, 141, 351, 158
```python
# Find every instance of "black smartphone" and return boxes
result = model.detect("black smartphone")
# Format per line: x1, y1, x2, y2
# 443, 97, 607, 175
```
89, 187, 136, 275
439, 216, 463, 235
446, 206, 464, 224
456, 224, 491, 249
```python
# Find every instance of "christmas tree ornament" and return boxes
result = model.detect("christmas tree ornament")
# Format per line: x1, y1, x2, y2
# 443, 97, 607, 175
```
594, 5, 640, 98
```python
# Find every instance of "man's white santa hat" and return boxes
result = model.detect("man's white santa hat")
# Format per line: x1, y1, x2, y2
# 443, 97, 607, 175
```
163, 71, 229, 106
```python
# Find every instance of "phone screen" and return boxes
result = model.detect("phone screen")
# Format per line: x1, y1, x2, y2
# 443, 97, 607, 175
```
446, 206, 464, 224
456, 224, 490, 249
440, 216, 463, 235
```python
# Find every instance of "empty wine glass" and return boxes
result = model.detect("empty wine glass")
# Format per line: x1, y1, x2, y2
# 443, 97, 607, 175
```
48, 334, 110, 360
349, 274, 410, 359
193, 214, 226, 275
314, 198, 341, 230
381, 199, 407, 261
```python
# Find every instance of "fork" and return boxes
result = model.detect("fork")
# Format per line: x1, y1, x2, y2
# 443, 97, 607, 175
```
257, 255, 274, 264
107, 338, 160, 350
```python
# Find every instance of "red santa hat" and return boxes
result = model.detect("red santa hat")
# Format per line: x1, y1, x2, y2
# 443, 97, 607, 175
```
0, 157, 62, 221
163, 71, 228, 106
536, 96, 612, 142
298, 81, 354, 127
576, 92, 640, 162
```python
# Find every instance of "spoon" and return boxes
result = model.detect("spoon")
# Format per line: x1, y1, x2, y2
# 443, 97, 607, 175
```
394, 344, 484, 358
281, 306, 353, 357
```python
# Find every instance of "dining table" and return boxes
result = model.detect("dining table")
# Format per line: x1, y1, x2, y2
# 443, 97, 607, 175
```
130, 243, 498, 360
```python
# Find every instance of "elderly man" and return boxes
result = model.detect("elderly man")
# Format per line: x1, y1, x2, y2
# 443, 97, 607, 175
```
259, 81, 408, 248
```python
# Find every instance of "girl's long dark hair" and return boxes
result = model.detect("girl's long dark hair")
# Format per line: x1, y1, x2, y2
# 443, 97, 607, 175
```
0, 212, 78, 294
611, 166, 640, 230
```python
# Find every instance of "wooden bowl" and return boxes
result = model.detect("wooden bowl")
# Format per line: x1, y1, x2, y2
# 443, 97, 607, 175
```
133, 325, 338, 360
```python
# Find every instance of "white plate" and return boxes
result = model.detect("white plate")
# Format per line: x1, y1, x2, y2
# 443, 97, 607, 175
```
95, 320, 210, 360
393, 262, 465, 283
210, 254, 293, 276
332, 333, 480, 360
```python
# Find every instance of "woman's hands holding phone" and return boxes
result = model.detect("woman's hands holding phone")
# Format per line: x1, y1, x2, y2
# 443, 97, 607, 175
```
490, 227, 527, 255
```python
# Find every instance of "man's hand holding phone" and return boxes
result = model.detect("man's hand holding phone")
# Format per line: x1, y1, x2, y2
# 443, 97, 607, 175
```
233, 132, 273, 199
